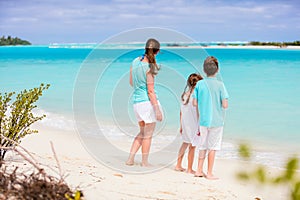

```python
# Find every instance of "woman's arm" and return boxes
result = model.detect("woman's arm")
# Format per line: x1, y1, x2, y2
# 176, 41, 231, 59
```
146, 72, 157, 105
146, 72, 162, 121
129, 67, 133, 87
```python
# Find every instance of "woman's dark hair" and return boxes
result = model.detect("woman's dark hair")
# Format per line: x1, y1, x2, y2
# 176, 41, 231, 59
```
145, 38, 160, 75
181, 73, 203, 105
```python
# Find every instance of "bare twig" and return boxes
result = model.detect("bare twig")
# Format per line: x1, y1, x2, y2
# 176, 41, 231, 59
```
13, 147, 45, 175
0, 136, 68, 180
50, 141, 64, 182
0, 136, 83, 199
0, 146, 15, 150
0, 134, 39, 164
0, 135, 45, 175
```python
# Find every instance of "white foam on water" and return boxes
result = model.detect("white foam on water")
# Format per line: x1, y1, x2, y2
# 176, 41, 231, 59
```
33, 109, 75, 131
30, 108, 298, 169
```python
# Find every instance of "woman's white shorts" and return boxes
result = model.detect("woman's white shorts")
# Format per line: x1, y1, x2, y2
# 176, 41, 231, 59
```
133, 101, 162, 124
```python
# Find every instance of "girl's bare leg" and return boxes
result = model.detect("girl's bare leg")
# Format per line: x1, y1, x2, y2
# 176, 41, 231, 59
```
141, 122, 156, 167
175, 142, 188, 171
187, 145, 196, 174
126, 121, 145, 165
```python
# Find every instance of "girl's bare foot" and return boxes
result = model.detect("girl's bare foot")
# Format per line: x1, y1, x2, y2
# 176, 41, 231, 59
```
175, 166, 186, 172
141, 162, 152, 167
186, 169, 196, 174
125, 160, 134, 166
206, 174, 219, 180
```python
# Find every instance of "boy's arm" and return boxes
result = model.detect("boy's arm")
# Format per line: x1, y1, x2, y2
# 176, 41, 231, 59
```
221, 83, 229, 109
222, 99, 228, 109
129, 66, 133, 86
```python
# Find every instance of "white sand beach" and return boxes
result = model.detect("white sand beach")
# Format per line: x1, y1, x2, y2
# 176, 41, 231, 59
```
3, 124, 295, 200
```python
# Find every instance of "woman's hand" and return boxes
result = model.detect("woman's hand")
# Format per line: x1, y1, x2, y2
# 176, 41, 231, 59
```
154, 105, 163, 121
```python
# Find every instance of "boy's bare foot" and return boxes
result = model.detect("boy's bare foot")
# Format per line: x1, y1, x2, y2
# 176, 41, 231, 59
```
175, 166, 186, 172
125, 160, 134, 166
186, 169, 196, 174
206, 174, 219, 180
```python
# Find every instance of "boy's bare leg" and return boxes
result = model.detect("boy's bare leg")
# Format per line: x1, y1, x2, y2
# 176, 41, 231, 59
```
187, 145, 196, 174
175, 142, 188, 171
126, 121, 145, 165
206, 150, 218, 180
195, 150, 206, 177
141, 122, 156, 167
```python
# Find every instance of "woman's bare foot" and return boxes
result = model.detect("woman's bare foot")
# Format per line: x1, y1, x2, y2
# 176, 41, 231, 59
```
175, 166, 186, 172
206, 174, 219, 180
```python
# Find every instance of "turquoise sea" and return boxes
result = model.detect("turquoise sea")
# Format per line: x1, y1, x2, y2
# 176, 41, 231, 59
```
1, 44, 300, 168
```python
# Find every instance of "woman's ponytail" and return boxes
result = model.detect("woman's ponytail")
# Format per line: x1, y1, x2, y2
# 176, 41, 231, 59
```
145, 38, 160, 75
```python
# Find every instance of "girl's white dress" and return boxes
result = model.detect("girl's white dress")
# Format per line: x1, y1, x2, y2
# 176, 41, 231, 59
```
180, 93, 199, 143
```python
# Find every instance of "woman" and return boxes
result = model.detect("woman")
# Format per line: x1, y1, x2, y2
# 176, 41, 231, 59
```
126, 38, 163, 167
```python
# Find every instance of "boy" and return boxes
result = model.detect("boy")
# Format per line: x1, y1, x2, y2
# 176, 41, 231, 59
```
192, 56, 229, 180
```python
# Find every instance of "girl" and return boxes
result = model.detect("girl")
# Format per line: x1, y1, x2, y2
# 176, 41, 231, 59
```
126, 38, 163, 167
175, 73, 203, 173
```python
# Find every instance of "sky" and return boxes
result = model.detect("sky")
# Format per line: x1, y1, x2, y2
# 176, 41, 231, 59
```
0, 0, 299, 44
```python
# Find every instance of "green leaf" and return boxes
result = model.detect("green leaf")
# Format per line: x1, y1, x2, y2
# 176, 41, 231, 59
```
285, 158, 298, 181
238, 143, 251, 159
255, 166, 266, 183
291, 181, 300, 200
237, 172, 250, 181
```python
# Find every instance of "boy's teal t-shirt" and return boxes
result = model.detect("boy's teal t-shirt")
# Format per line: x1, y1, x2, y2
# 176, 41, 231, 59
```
193, 77, 229, 127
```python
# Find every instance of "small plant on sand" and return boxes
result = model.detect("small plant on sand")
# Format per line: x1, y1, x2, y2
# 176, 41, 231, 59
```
0, 137, 84, 199
0, 83, 50, 166
237, 144, 300, 200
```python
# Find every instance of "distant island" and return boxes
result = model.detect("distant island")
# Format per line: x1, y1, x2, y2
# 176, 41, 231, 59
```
249, 41, 300, 47
0, 36, 31, 46
165, 41, 300, 48
166, 43, 188, 47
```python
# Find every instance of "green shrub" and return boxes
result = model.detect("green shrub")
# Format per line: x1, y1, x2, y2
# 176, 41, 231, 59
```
0, 84, 50, 166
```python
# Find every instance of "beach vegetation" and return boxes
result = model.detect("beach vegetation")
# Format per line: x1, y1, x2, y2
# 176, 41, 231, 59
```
0, 137, 84, 199
0, 83, 50, 166
237, 144, 300, 200
248, 41, 300, 47
0, 35, 31, 46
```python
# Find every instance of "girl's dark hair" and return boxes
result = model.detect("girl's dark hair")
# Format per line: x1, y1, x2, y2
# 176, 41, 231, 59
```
181, 73, 203, 105
145, 38, 160, 75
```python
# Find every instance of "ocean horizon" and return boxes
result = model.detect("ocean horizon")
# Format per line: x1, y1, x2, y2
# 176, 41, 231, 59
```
1, 44, 300, 168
